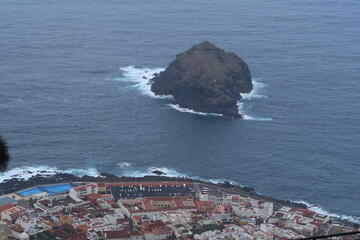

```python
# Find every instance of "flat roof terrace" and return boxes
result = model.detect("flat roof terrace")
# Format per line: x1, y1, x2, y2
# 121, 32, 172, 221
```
111, 184, 194, 200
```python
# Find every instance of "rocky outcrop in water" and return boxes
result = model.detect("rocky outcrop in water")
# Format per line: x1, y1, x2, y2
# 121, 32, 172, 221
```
150, 41, 252, 118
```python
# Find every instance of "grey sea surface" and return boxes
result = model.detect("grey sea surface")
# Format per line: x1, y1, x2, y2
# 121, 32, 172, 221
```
0, 0, 359, 221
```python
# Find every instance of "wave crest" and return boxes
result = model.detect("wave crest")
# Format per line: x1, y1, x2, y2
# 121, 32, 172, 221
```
294, 200, 360, 224
168, 104, 223, 117
121, 166, 239, 186
2, 165, 359, 224
110, 66, 270, 120
241, 80, 268, 100
108, 66, 171, 99
0, 166, 100, 183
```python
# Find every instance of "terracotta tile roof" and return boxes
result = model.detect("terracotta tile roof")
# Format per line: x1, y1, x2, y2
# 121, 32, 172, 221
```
3, 206, 26, 216
143, 199, 152, 210
105, 230, 130, 239
0, 203, 14, 213
97, 182, 106, 187
38, 199, 52, 206
130, 231, 143, 236
298, 208, 317, 218
173, 197, 184, 207
11, 224, 24, 233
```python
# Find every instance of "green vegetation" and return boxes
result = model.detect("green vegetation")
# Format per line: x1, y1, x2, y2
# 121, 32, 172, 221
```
189, 224, 225, 238
30, 231, 57, 240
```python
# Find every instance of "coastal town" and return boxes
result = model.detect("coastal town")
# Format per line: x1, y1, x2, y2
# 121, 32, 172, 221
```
0, 180, 359, 240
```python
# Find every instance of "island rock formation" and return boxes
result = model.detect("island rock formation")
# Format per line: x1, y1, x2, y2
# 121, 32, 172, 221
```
150, 41, 253, 118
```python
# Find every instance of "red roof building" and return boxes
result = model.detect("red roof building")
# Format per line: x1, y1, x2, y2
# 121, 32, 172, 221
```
53, 223, 86, 240
85, 193, 115, 205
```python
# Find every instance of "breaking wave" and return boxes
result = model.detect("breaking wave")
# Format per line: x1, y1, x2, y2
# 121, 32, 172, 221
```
238, 79, 273, 121
294, 200, 360, 224
0, 165, 234, 186
121, 166, 239, 185
108, 66, 171, 99
110, 66, 271, 120
168, 104, 223, 117
0, 166, 101, 183
241, 80, 268, 100
2, 165, 359, 223
237, 102, 273, 121
117, 162, 132, 168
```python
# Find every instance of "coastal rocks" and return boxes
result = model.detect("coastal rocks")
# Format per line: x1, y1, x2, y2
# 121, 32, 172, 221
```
151, 170, 166, 176
150, 41, 252, 118
0, 173, 310, 213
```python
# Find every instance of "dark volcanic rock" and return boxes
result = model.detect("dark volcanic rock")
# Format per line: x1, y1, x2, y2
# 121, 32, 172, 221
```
151, 170, 166, 176
151, 41, 252, 118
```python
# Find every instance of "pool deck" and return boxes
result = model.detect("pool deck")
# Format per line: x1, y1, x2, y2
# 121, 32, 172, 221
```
13, 183, 76, 199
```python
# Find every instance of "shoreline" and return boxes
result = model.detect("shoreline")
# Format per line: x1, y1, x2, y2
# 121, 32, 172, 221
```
0, 172, 304, 209
0, 172, 358, 227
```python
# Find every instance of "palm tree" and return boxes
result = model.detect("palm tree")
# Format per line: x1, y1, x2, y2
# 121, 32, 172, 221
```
0, 136, 10, 172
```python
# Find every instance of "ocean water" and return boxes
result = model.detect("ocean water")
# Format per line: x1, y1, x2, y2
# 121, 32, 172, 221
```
1, 0, 360, 222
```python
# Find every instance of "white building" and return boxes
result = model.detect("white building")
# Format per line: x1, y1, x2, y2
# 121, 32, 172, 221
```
69, 183, 98, 201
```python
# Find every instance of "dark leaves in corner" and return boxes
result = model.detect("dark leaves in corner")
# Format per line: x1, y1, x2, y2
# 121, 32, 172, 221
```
0, 136, 10, 172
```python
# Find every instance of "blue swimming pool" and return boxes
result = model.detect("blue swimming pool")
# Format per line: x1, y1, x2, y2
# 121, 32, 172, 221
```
41, 183, 75, 195
18, 187, 46, 197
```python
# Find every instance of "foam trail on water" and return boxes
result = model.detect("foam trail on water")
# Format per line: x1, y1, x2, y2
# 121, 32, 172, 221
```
111, 66, 270, 120
0, 165, 235, 186
241, 80, 268, 100
295, 201, 360, 224
238, 79, 273, 121
237, 102, 273, 121
2, 165, 359, 223
109, 66, 172, 99
122, 166, 239, 186
0, 166, 60, 183
64, 168, 100, 177
168, 104, 223, 117
0, 166, 101, 183
117, 162, 132, 169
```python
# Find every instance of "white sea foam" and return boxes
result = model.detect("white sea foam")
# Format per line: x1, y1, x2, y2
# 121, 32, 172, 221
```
167, 78, 270, 120
64, 168, 101, 177
241, 80, 268, 100
0, 166, 101, 184
117, 162, 132, 168
1, 165, 232, 186
112, 66, 271, 120
0, 166, 61, 183
294, 200, 360, 224
2, 165, 358, 223
122, 166, 238, 186
237, 102, 273, 121
168, 104, 223, 117
113, 66, 171, 99
124, 165, 360, 222
123, 167, 186, 178
237, 80, 273, 121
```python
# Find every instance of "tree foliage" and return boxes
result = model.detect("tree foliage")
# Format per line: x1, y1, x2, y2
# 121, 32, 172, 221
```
189, 224, 226, 238
0, 136, 10, 172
